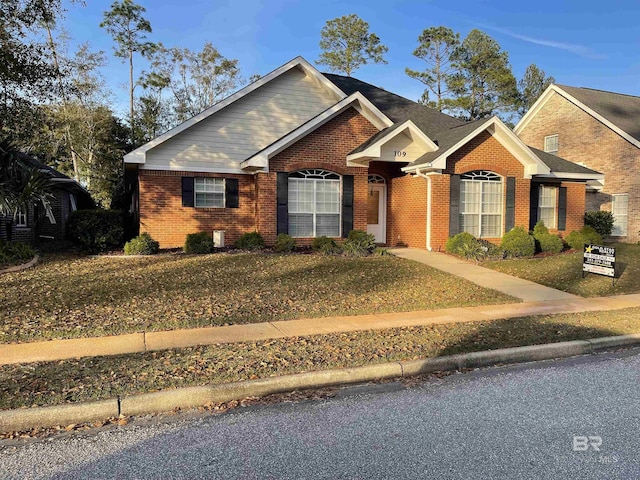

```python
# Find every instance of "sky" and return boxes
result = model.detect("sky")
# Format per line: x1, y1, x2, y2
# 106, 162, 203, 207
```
62, 0, 640, 118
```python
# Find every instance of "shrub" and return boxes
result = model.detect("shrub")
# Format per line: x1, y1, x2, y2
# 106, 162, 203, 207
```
565, 226, 603, 251
184, 232, 214, 254
66, 209, 124, 253
342, 230, 376, 257
234, 231, 265, 250
532, 220, 549, 237
373, 247, 390, 256
0, 241, 36, 268
536, 233, 564, 254
584, 211, 615, 237
274, 233, 296, 253
124, 233, 159, 255
500, 226, 535, 258
445, 232, 477, 256
312, 236, 341, 255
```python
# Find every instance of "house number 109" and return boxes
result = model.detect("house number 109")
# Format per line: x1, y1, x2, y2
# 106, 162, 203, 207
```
394, 151, 407, 157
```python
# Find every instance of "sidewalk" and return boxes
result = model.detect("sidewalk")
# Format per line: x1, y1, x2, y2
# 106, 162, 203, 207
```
389, 248, 578, 302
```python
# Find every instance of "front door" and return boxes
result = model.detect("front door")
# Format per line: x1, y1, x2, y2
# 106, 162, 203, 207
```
367, 183, 387, 243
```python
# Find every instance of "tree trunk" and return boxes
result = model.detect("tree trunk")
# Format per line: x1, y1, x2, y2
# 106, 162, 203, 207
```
130, 50, 135, 145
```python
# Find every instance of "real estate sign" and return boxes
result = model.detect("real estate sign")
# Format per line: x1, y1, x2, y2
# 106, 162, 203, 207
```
583, 244, 615, 278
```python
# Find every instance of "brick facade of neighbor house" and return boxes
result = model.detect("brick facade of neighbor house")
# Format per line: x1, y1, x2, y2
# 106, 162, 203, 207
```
517, 91, 638, 241
139, 170, 256, 248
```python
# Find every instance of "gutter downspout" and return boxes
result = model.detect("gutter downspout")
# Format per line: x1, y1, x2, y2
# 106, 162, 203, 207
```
415, 170, 432, 251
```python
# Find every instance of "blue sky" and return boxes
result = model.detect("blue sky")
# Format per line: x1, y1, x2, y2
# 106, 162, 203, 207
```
64, 0, 640, 117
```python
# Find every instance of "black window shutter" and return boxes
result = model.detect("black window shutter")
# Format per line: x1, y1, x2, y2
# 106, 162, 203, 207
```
449, 174, 460, 237
529, 183, 540, 230
225, 178, 239, 208
558, 186, 567, 231
182, 177, 194, 207
277, 172, 289, 235
505, 177, 516, 232
342, 175, 354, 238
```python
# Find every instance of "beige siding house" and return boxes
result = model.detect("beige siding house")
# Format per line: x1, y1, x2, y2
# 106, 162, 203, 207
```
515, 84, 640, 242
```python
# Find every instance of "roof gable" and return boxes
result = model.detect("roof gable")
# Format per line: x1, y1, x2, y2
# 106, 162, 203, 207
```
515, 84, 640, 149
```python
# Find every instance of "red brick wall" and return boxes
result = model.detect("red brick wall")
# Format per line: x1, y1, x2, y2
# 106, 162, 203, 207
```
261, 107, 378, 246
139, 170, 256, 248
518, 91, 637, 241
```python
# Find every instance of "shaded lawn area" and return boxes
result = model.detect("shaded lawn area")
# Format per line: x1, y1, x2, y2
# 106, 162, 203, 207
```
484, 243, 640, 297
0, 252, 516, 344
1, 306, 638, 411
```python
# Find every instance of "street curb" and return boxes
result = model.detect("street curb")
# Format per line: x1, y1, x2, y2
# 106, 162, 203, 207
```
2, 335, 640, 433
0, 255, 39, 275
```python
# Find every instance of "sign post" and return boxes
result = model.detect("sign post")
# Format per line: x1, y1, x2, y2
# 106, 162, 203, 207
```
582, 244, 616, 285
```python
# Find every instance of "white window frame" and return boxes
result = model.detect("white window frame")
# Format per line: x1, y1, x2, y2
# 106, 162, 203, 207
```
538, 186, 558, 229
195, 177, 225, 208
70, 193, 77, 212
544, 134, 559, 155
16, 207, 27, 227
611, 194, 629, 236
288, 170, 341, 238
459, 171, 503, 239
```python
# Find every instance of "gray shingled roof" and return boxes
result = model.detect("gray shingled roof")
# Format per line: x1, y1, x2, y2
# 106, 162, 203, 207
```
529, 147, 601, 175
557, 84, 640, 143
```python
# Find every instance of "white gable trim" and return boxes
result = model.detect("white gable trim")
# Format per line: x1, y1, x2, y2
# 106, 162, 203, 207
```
124, 57, 346, 164
535, 172, 605, 181
346, 120, 438, 166
240, 92, 393, 172
403, 117, 550, 178
515, 84, 640, 149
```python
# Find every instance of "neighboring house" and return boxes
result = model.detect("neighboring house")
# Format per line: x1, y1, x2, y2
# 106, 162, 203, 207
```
515, 84, 640, 242
124, 57, 602, 251
0, 154, 93, 244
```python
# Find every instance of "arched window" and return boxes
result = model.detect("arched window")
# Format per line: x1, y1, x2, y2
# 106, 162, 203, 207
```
368, 174, 386, 184
288, 169, 341, 237
460, 170, 503, 238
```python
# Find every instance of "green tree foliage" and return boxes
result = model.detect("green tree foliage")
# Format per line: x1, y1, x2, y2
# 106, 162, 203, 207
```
518, 64, 555, 115
405, 26, 459, 111
100, 0, 156, 144
445, 29, 519, 120
141, 42, 242, 125
316, 14, 388, 76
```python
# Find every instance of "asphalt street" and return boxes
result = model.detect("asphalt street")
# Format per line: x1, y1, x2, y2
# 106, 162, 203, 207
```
1, 348, 639, 479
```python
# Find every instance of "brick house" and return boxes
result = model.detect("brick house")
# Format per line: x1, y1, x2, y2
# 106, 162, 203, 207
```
0, 154, 93, 244
124, 57, 602, 250
515, 84, 640, 242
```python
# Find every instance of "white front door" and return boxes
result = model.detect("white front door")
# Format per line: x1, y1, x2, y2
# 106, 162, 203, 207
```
367, 184, 387, 243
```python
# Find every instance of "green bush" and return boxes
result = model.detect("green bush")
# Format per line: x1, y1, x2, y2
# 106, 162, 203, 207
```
445, 232, 477, 256
584, 211, 615, 237
66, 209, 124, 253
124, 233, 160, 255
373, 247, 390, 256
342, 230, 376, 257
565, 226, 603, 251
184, 232, 214, 254
536, 233, 564, 254
312, 236, 342, 255
500, 226, 535, 258
274, 233, 296, 253
234, 231, 265, 250
0, 241, 36, 268
532, 220, 549, 237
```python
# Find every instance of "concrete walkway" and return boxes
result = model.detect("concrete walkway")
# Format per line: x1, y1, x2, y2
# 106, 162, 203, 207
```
389, 248, 579, 302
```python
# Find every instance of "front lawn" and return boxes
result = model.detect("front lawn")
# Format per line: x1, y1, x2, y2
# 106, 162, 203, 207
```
0, 252, 516, 343
484, 243, 640, 297
1, 306, 638, 411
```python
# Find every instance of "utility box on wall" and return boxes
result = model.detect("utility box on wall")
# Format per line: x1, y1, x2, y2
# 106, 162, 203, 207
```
213, 230, 225, 248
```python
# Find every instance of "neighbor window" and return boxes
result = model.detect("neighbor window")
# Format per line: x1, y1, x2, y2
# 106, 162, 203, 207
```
16, 207, 27, 227
460, 171, 503, 238
538, 186, 558, 229
544, 134, 559, 155
195, 177, 225, 208
612, 194, 629, 236
288, 169, 341, 238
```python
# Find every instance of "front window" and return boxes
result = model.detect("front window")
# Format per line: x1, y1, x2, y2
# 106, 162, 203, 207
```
612, 194, 628, 236
195, 177, 225, 208
544, 134, 558, 155
16, 207, 27, 227
460, 171, 503, 238
538, 186, 558, 228
288, 169, 341, 237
